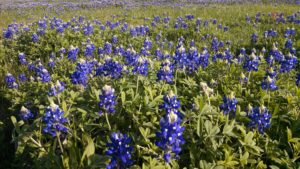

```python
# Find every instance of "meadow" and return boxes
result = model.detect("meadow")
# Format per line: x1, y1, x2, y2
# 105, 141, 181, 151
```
0, 1, 300, 169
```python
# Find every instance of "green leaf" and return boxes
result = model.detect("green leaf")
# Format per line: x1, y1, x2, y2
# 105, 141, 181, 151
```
80, 133, 95, 165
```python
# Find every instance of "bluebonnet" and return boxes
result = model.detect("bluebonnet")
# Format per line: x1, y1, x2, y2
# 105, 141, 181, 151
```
68, 45, 80, 61
36, 64, 51, 83
43, 103, 68, 137
70, 59, 91, 86
140, 47, 150, 56
261, 76, 278, 91
5, 73, 18, 89
223, 26, 229, 32
243, 52, 259, 72
285, 27, 296, 37
143, 37, 152, 50
112, 35, 118, 44
96, 58, 123, 79
32, 33, 39, 43
186, 14, 194, 20
132, 58, 149, 76
223, 48, 233, 63
84, 43, 95, 57
49, 80, 65, 96
103, 42, 112, 54
56, 25, 64, 33
83, 23, 94, 35
266, 67, 277, 78
130, 27, 137, 37
157, 60, 174, 84
280, 53, 298, 73
264, 29, 277, 38
37, 28, 45, 35
160, 91, 182, 118
290, 48, 297, 55
20, 106, 34, 121
269, 45, 284, 62
3, 26, 14, 39
296, 73, 300, 86
18, 53, 27, 65
18, 73, 27, 82
285, 39, 293, 49
156, 111, 185, 163
99, 85, 117, 115
211, 37, 219, 52
59, 47, 66, 55
174, 45, 188, 69
220, 93, 238, 116
239, 72, 248, 84
124, 49, 139, 66
251, 33, 257, 43
38, 19, 47, 29
196, 18, 202, 26
212, 52, 223, 62
198, 48, 210, 69
247, 106, 271, 134
106, 132, 133, 169
48, 58, 55, 68
155, 48, 163, 59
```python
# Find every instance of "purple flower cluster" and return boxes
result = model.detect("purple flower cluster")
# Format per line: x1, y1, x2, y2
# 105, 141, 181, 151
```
247, 106, 271, 134
106, 132, 133, 169
43, 103, 68, 137
96, 58, 123, 79
156, 110, 185, 163
20, 106, 34, 121
99, 85, 117, 115
220, 93, 238, 116
5, 73, 18, 89
49, 80, 65, 96
157, 60, 174, 84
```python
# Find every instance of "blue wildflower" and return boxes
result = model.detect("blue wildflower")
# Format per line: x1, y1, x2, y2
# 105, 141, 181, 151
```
68, 45, 80, 61
18, 53, 27, 65
251, 33, 258, 43
20, 106, 34, 121
32, 33, 39, 43
220, 92, 238, 116
269, 45, 284, 62
239, 72, 248, 84
5, 73, 18, 89
48, 58, 55, 68
285, 39, 293, 49
70, 59, 92, 86
112, 35, 118, 44
49, 80, 65, 96
106, 132, 133, 169
160, 91, 182, 118
18, 73, 27, 82
99, 85, 117, 115
96, 58, 123, 79
84, 43, 95, 57
280, 53, 298, 73
157, 60, 174, 84
156, 111, 185, 163
261, 76, 278, 91
132, 58, 149, 76
243, 52, 259, 72
296, 73, 300, 86
43, 103, 68, 137
247, 106, 271, 134
211, 37, 219, 52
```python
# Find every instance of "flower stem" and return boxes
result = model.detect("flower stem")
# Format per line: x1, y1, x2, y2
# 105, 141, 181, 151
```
105, 113, 111, 131
56, 132, 64, 153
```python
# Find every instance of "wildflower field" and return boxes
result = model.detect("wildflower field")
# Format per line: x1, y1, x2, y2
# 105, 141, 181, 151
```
1, 1, 300, 169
